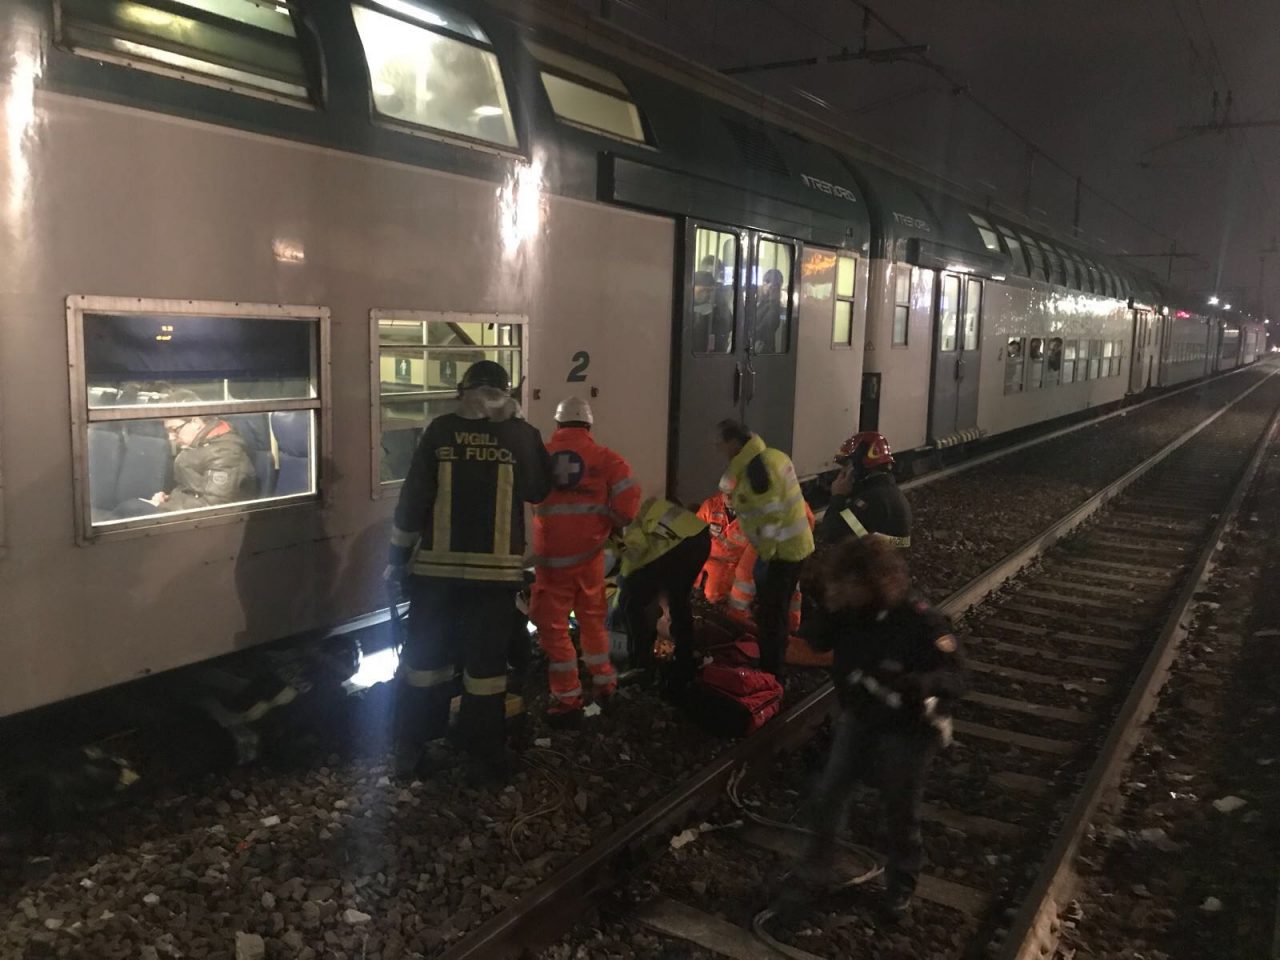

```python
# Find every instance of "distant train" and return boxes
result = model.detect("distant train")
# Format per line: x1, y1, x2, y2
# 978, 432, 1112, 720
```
0, 0, 1263, 716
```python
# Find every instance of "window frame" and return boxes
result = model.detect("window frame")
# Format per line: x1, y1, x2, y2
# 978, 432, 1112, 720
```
750, 233, 796, 356
369, 309, 529, 497
891, 264, 911, 347
1004, 336, 1025, 394
54, 0, 320, 108
691, 224, 742, 357
527, 40, 653, 147
968, 213, 1001, 253
831, 253, 858, 349
1027, 336, 1045, 389
66, 295, 331, 545
1019, 232, 1048, 282
351, 0, 523, 157
998, 227, 1028, 276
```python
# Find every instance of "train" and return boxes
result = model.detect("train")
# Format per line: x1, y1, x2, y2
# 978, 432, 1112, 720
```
0, 0, 1264, 716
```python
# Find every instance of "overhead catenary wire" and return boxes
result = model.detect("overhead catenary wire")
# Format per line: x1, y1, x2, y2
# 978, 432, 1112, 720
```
736, 0, 1180, 245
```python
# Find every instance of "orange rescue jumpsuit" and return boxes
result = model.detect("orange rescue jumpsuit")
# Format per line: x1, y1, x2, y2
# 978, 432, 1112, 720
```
530, 427, 641, 713
697, 492, 748, 603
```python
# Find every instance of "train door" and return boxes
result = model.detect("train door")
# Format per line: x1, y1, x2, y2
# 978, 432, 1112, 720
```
928, 273, 983, 443
1129, 310, 1152, 393
672, 221, 798, 503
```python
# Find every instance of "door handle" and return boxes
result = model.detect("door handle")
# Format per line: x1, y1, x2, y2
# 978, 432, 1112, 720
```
954, 356, 963, 381
747, 366, 757, 402
733, 363, 743, 404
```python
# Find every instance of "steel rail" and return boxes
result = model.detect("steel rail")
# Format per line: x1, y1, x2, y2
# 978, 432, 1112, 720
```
438, 370, 1278, 960
998, 400, 1280, 960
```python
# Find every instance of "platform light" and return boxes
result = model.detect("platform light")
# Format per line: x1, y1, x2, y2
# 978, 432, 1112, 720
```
1224, 303, 1232, 311
473, 105, 505, 117
1208, 295, 1220, 306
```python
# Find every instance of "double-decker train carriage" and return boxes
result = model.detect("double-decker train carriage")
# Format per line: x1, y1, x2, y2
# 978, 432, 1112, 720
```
0, 0, 1261, 716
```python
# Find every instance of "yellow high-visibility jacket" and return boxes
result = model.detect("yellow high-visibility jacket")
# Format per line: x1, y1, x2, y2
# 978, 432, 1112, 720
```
719, 435, 814, 563
615, 497, 708, 576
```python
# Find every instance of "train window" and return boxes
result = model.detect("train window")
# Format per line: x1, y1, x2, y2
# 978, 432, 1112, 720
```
939, 275, 960, 352
969, 214, 1001, 253
1078, 340, 1091, 380
752, 239, 794, 354
892, 266, 911, 346
352, 0, 517, 148
529, 42, 648, 144
1089, 340, 1102, 379
1111, 339, 1124, 376
1062, 340, 1077, 383
1046, 337, 1064, 386
832, 254, 857, 346
57, 0, 312, 102
374, 312, 525, 485
999, 228, 1028, 276
692, 227, 738, 354
1004, 338, 1025, 394
1041, 244, 1064, 286
1020, 233, 1048, 282
1027, 337, 1045, 389
1055, 249, 1078, 289
963, 279, 982, 351
70, 298, 326, 537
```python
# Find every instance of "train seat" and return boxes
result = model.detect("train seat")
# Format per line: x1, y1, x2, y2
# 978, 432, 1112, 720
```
115, 426, 172, 505
87, 425, 123, 514
271, 411, 311, 496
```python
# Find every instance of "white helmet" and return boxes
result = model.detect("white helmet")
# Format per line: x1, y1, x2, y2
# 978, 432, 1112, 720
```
555, 396, 594, 425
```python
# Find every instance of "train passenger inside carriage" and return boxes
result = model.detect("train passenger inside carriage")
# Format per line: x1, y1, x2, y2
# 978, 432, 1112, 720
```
83, 310, 318, 524
111, 390, 258, 518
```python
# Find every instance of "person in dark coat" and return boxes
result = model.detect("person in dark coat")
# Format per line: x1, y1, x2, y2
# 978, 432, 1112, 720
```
817, 431, 911, 549
799, 536, 965, 916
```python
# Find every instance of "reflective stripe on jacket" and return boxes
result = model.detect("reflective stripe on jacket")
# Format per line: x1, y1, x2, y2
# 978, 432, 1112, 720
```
531, 426, 641, 569
616, 497, 708, 576
390, 411, 553, 583
719, 434, 814, 563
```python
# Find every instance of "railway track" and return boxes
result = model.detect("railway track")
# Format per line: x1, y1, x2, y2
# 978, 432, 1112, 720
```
436, 369, 1280, 960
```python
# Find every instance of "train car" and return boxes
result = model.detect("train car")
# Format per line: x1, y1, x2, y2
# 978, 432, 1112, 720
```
0, 0, 1260, 716
1156, 310, 1214, 386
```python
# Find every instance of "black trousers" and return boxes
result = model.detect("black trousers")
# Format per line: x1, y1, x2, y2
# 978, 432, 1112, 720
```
618, 529, 712, 680
396, 577, 513, 763
807, 712, 938, 885
754, 558, 803, 676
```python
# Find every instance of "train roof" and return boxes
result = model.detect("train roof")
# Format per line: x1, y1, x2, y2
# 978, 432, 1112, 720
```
20, 0, 1199, 304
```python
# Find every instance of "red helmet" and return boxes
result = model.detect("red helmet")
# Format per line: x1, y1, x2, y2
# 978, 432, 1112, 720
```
836, 431, 894, 470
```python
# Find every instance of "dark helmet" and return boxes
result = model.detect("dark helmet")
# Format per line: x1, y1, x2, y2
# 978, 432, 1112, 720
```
836, 431, 894, 472
459, 360, 510, 392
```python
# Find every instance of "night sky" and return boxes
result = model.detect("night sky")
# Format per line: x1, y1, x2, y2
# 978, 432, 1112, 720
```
573, 0, 1280, 318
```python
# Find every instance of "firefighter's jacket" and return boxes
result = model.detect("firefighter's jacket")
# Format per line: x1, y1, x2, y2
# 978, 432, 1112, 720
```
531, 426, 641, 570
163, 420, 258, 511
719, 434, 814, 563
818, 472, 912, 548
390, 409, 552, 584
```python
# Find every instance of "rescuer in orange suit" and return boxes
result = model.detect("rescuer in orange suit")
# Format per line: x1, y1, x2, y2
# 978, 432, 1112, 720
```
696, 492, 748, 602
530, 397, 642, 727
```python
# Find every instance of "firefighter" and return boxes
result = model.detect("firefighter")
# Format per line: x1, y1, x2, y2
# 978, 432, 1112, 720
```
530, 397, 642, 727
614, 497, 712, 696
799, 536, 965, 917
386, 360, 553, 786
714, 420, 814, 677
817, 432, 911, 548
696, 491, 747, 602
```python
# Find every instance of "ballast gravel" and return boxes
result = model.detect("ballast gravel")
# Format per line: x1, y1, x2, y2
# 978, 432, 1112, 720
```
1, 367, 1274, 960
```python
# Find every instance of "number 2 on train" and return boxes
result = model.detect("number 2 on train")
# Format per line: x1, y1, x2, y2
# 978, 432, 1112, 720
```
567, 351, 590, 382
